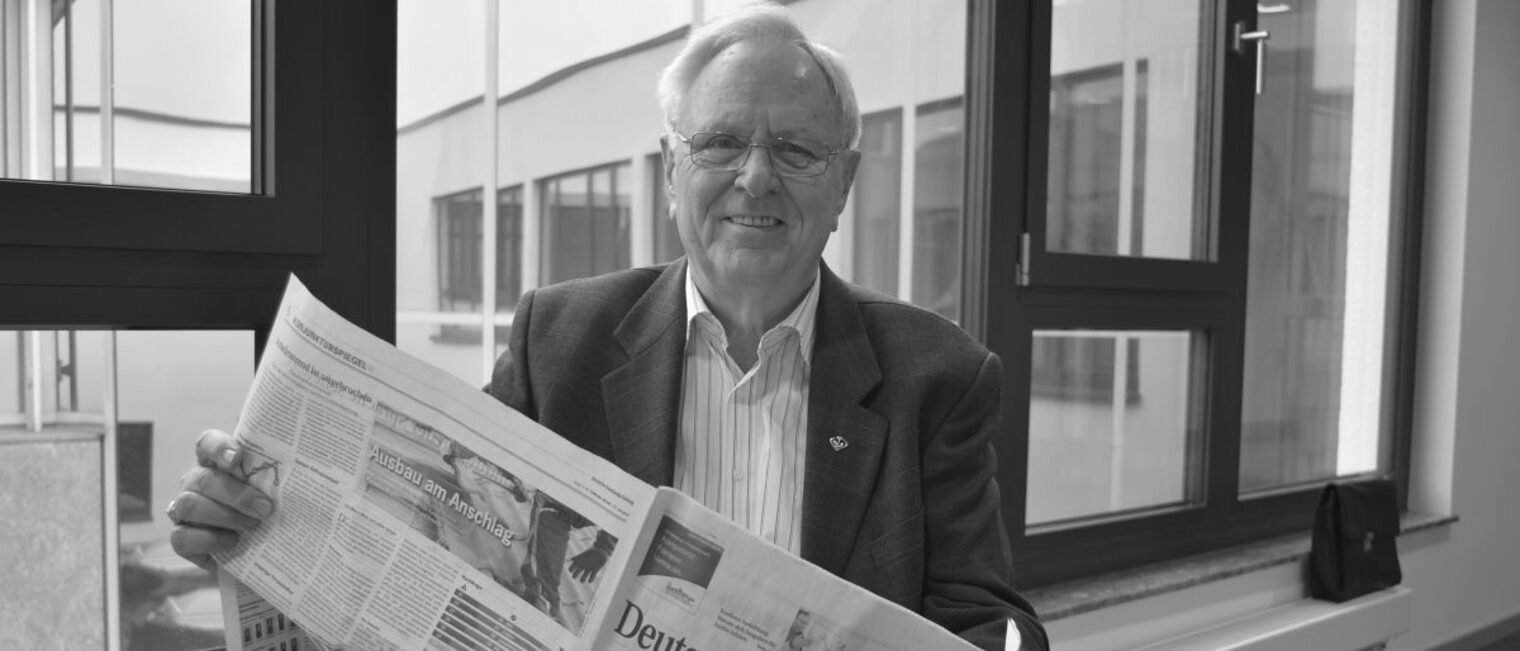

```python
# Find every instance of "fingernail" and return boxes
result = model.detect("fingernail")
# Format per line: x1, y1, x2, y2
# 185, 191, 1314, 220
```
252, 497, 274, 518
221, 448, 237, 467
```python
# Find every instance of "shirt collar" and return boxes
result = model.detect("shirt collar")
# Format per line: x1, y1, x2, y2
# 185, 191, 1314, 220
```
684, 266, 820, 363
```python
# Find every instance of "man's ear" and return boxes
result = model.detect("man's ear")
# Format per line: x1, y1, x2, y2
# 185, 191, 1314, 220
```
659, 134, 677, 202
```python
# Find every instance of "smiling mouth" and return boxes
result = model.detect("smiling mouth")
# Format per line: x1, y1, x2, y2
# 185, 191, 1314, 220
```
728, 215, 783, 228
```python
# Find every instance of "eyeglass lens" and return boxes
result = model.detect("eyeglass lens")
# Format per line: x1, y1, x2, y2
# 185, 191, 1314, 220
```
688, 133, 831, 176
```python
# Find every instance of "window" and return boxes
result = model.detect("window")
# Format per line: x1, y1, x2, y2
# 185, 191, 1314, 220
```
3, 329, 255, 651
437, 189, 484, 313
1, 3, 395, 649
539, 162, 631, 285
1046, 62, 1149, 257
847, 100, 968, 323
650, 153, 683, 264
497, 185, 524, 310
2, 0, 252, 191
982, 0, 1426, 585
912, 98, 966, 322
852, 108, 903, 297
429, 186, 521, 346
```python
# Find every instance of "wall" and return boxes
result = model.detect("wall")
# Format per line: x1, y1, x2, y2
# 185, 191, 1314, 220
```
1393, 0, 1520, 647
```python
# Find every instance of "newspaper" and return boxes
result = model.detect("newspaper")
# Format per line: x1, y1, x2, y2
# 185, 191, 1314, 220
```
214, 274, 975, 651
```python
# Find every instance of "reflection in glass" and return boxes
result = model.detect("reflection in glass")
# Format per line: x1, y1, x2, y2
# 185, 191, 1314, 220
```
1026, 330, 1199, 526
1240, 0, 1400, 491
1047, 0, 1206, 260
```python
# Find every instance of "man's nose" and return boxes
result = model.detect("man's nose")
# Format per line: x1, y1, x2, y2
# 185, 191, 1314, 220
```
733, 144, 781, 197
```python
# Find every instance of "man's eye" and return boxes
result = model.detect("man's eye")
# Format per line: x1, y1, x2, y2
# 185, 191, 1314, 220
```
774, 141, 817, 160
702, 134, 745, 151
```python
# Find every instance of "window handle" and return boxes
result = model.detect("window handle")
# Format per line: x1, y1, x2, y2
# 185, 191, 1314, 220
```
1232, 21, 1271, 95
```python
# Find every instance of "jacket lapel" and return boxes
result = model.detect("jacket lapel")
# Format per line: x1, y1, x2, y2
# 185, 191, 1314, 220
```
601, 260, 688, 488
800, 266, 886, 576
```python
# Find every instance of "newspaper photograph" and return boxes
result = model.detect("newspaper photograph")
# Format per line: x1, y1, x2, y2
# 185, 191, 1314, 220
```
214, 275, 654, 650
590, 489, 975, 651
213, 275, 980, 650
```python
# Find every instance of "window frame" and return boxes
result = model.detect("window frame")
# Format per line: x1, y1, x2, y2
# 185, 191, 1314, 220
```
1, 0, 322, 255
968, 0, 1430, 587
0, 0, 397, 345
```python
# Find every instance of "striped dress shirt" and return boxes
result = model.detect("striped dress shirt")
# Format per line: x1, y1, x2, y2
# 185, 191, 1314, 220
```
674, 269, 818, 554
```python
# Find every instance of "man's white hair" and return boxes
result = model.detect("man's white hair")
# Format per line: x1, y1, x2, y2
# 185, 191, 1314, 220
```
656, 1, 861, 149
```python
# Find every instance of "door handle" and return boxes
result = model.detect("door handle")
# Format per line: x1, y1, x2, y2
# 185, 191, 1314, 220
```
1232, 21, 1271, 95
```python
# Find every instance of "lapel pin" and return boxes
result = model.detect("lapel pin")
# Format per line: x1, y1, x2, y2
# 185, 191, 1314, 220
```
828, 436, 849, 452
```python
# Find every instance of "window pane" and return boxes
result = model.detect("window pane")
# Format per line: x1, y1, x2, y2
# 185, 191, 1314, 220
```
113, 0, 251, 192
3, 0, 252, 191
497, 186, 524, 312
1047, 1, 1206, 260
1240, 0, 1401, 491
0, 330, 253, 649
1027, 330, 1201, 526
852, 109, 902, 297
117, 330, 254, 650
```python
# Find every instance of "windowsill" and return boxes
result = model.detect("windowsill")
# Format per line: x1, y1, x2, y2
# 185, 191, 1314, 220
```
1027, 510, 1458, 622
0, 426, 104, 444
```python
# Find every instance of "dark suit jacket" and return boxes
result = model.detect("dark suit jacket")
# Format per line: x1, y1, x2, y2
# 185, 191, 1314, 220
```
487, 260, 1047, 650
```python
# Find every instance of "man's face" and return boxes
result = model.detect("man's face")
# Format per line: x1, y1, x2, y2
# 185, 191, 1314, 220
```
663, 41, 859, 293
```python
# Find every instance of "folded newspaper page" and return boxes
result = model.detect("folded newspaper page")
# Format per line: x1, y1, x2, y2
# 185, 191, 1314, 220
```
214, 274, 974, 651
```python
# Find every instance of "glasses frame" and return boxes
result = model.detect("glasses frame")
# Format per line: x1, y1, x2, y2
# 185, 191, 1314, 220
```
673, 130, 845, 178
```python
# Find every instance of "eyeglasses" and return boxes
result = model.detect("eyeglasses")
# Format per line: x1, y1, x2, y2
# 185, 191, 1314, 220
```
674, 130, 843, 178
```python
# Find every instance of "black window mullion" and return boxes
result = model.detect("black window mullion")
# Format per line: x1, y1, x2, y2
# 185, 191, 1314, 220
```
966, 0, 1034, 554
1204, 0, 1266, 519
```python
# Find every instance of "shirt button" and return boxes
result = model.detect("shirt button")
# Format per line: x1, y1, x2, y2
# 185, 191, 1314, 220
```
732, 469, 746, 482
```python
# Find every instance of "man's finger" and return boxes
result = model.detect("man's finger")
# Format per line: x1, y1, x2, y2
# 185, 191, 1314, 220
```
180, 466, 274, 520
169, 490, 264, 532
195, 428, 241, 470
169, 524, 239, 571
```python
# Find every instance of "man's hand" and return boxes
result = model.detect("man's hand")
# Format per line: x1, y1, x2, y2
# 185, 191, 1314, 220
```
168, 429, 274, 570
567, 547, 610, 583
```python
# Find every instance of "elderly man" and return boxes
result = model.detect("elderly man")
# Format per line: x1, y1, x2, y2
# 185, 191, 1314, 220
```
172, 4, 1046, 649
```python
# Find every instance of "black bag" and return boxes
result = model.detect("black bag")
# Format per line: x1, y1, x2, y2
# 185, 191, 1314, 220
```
1307, 479, 1403, 602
